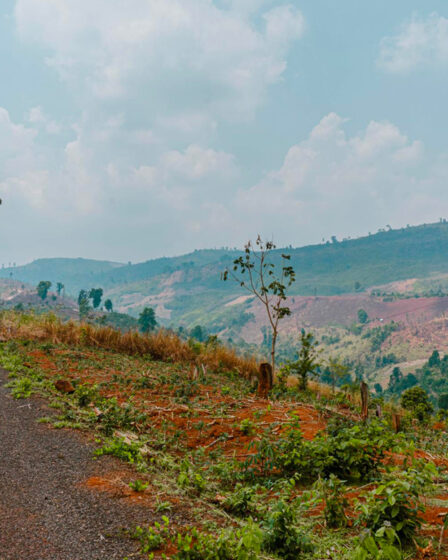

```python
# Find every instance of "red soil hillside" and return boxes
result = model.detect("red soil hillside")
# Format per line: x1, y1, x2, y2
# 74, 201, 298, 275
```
239, 294, 448, 343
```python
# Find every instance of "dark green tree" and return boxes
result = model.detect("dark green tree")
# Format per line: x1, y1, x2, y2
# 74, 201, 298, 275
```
56, 282, 64, 297
374, 383, 383, 394
438, 393, 448, 411
401, 386, 433, 422
190, 325, 206, 342
357, 309, 368, 324
104, 299, 113, 312
78, 290, 90, 320
326, 358, 350, 393
222, 235, 295, 373
388, 366, 403, 393
138, 307, 157, 333
89, 288, 103, 309
428, 350, 441, 368
283, 330, 320, 391
37, 281, 52, 300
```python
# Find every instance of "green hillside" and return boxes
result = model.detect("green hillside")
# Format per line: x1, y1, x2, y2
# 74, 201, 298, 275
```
0, 258, 124, 293
3, 222, 448, 322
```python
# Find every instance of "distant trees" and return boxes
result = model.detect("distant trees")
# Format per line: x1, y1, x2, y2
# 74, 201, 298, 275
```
78, 290, 90, 319
104, 299, 113, 312
56, 282, 64, 297
357, 309, 368, 324
439, 393, 448, 410
190, 325, 206, 342
138, 307, 157, 333
428, 350, 440, 368
223, 235, 295, 373
401, 386, 433, 422
374, 383, 383, 394
387, 366, 419, 395
37, 281, 52, 300
326, 358, 350, 393
89, 288, 103, 309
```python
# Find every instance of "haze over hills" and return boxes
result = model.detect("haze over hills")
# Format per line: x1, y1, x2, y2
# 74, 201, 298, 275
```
2, 220, 448, 346
3, 221, 448, 307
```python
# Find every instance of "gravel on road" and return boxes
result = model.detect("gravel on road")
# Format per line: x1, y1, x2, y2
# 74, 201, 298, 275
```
0, 368, 152, 560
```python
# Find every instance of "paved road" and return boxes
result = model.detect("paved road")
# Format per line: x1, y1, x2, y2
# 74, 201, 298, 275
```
0, 368, 149, 560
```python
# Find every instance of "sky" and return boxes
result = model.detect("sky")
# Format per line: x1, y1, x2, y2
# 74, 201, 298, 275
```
1, 1, 448, 265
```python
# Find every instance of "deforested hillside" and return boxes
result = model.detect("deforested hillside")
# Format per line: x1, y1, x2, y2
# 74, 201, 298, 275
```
1, 310, 448, 559
4, 221, 448, 300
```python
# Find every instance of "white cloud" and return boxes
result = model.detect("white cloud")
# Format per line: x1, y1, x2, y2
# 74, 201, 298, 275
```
15, 0, 304, 122
0, 108, 41, 178
237, 113, 435, 242
26, 106, 61, 134
378, 12, 448, 73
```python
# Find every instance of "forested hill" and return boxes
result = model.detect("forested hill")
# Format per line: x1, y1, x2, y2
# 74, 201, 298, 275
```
3, 221, 448, 297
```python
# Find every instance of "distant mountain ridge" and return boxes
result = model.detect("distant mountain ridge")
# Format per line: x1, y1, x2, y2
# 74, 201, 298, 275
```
0, 258, 124, 291
3, 221, 448, 329
4, 221, 448, 292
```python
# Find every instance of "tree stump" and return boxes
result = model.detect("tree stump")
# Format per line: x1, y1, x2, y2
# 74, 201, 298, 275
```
360, 381, 369, 420
391, 413, 401, 433
258, 363, 273, 399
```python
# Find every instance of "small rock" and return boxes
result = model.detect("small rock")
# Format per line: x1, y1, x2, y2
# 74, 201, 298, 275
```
54, 379, 75, 394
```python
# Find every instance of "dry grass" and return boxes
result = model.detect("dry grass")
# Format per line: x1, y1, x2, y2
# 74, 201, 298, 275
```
0, 311, 259, 378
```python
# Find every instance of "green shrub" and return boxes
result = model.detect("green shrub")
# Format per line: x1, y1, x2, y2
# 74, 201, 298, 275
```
274, 417, 396, 482
223, 484, 258, 516
400, 386, 433, 422
327, 420, 396, 480
351, 526, 403, 560
356, 464, 435, 543
174, 520, 263, 560
262, 500, 314, 559
75, 383, 99, 407
315, 475, 348, 528
94, 438, 143, 464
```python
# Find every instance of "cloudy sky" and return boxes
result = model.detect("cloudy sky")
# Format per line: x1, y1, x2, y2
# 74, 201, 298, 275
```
1, 0, 448, 264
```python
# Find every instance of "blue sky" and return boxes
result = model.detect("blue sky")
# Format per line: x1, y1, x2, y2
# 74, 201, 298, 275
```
1, 0, 448, 264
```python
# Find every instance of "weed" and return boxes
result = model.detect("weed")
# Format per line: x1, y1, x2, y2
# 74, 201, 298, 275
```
222, 484, 258, 516
8, 376, 33, 399
131, 517, 170, 554
177, 459, 206, 495
129, 479, 149, 492
315, 475, 348, 528
155, 500, 172, 513
94, 438, 143, 464
238, 419, 256, 436
174, 520, 263, 560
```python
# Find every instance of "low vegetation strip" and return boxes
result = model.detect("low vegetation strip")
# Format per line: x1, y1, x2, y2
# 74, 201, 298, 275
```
2, 311, 448, 559
0, 311, 258, 378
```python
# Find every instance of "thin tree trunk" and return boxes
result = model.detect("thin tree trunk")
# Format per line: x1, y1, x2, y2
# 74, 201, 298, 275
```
271, 328, 277, 375
360, 381, 369, 421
